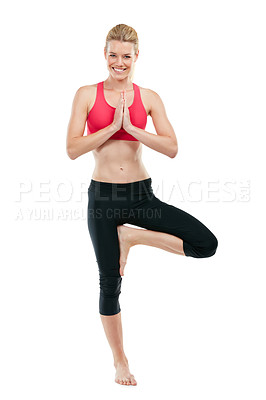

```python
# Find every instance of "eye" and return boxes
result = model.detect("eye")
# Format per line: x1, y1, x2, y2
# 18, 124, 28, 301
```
110, 54, 116, 57
125, 56, 131, 58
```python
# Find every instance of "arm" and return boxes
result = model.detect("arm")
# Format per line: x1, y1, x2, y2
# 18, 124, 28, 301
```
126, 89, 178, 158
66, 86, 117, 160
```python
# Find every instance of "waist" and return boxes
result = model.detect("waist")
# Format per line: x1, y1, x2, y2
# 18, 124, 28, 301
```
88, 177, 153, 196
92, 157, 150, 183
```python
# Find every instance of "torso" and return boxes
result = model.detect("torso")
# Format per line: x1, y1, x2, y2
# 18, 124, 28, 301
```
85, 81, 152, 183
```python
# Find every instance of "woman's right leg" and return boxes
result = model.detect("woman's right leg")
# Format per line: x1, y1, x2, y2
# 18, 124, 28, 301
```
87, 188, 137, 385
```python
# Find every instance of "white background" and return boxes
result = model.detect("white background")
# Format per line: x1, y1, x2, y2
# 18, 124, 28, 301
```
1, 0, 265, 398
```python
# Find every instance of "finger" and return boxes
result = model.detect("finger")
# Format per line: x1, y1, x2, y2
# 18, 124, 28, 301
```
119, 95, 124, 109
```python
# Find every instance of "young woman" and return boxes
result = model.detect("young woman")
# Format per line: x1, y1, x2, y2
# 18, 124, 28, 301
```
66, 24, 218, 386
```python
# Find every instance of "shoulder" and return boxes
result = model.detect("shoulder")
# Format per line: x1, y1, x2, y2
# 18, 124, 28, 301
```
74, 83, 98, 113
137, 86, 164, 116
137, 85, 162, 116
137, 86, 163, 105
76, 83, 98, 97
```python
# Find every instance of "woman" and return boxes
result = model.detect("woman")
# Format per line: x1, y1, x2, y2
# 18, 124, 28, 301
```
66, 24, 218, 386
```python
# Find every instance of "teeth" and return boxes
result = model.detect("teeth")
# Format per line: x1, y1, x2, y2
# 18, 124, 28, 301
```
113, 67, 126, 72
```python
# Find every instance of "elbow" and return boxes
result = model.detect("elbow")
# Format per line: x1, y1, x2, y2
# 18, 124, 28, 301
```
169, 144, 178, 159
169, 150, 177, 159
67, 138, 80, 159
66, 146, 77, 160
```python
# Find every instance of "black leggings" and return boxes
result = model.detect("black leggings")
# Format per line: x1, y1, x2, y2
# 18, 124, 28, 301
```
87, 177, 218, 316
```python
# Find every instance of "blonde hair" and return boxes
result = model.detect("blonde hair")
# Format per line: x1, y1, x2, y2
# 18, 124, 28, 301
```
105, 24, 139, 55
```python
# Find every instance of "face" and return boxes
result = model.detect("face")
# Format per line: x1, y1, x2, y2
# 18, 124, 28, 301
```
104, 40, 139, 79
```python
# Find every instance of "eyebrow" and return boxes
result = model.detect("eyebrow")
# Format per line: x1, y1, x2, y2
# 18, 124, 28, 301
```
109, 52, 132, 55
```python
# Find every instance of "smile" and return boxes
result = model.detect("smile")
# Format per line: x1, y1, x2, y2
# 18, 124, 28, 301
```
112, 67, 126, 73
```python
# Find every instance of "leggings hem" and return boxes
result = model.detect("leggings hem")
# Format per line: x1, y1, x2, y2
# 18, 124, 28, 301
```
99, 309, 121, 316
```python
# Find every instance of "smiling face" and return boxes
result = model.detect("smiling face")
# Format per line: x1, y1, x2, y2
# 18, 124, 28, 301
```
104, 40, 139, 80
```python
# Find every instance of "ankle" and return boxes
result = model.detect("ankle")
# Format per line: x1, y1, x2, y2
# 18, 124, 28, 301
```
129, 229, 140, 247
114, 355, 128, 367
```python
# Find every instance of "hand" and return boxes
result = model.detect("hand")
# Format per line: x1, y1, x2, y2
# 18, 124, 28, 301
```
122, 90, 134, 133
111, 92, 124, 131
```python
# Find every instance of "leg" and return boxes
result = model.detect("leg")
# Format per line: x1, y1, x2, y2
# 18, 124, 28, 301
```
100, 312, 137, 385
88, 214, 122, 316
117, 194, 218, 273
132, 228, 185, 254
130, 194, 218, 258
117, 225, 185, 276
87, 194, 137, 385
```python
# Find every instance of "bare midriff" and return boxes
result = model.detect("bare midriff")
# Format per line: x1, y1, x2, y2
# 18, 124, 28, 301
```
91, 139, 150, 183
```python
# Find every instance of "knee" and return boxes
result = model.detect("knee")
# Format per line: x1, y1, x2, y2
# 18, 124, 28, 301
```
99, 274, 122, 296
201, 234, 218, 258
99, 275, 122, 315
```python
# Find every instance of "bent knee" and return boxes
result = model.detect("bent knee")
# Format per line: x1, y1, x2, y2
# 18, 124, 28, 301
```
202, 234, 218, 258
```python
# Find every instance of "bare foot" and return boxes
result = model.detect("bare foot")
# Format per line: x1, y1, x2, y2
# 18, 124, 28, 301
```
117, 225, 136, 276
114, 360, 137, 386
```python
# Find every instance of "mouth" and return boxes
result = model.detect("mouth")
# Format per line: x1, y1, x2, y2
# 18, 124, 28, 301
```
112, 67, 127, 73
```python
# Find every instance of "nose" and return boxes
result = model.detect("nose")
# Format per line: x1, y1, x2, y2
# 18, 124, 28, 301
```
116, 56, 124, 65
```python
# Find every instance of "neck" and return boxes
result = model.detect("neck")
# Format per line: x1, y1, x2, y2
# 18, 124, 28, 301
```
105, 76, 133, 91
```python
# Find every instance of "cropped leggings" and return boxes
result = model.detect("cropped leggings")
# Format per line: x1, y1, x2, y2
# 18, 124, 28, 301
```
87, 177, 218, 316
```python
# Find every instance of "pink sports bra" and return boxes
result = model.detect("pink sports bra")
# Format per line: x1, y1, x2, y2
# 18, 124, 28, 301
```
86, 81, 147, 141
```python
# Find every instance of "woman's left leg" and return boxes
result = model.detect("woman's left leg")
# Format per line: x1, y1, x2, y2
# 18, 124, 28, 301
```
123, 193, 218, 259
117, 224, 186, 276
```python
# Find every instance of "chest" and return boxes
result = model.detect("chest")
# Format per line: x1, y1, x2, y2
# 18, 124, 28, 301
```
104, 87, 135, 108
